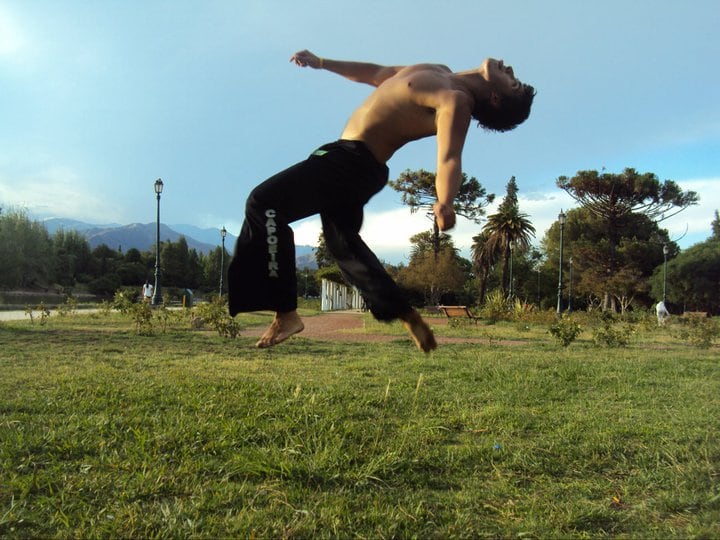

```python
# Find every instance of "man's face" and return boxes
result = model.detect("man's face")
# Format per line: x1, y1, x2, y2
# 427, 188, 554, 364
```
481, 58, 522, 96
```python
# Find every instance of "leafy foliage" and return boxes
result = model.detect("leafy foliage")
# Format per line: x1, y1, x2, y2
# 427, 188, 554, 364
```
549, 314, 582, 347
651, 237, 720, 314
193, 297, 241, 338
398, 247, 467, 306
542, 207, 671, 312
591, 313, 636, 347
0, 208, 230, 294
390, 168, 494, 255
389, 169, 495, 223
675, 316, 719, 348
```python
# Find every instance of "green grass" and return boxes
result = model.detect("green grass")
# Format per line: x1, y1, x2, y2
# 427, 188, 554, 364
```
1, 311, 718, 538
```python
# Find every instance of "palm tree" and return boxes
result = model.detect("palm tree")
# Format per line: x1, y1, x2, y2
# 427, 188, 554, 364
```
479, 177, 535, 297
471, 231, 497, 304
482, 205, 536, 295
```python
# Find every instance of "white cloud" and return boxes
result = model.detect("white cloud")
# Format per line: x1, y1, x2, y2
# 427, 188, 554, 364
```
662, 177, 720, 246
0, 167, 124, 223
291, 208, 430, 264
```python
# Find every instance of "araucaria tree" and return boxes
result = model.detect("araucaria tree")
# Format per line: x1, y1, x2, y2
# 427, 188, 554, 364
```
555, 168, 698, 311
556, 168, 698, 223
390, 169, 495, 255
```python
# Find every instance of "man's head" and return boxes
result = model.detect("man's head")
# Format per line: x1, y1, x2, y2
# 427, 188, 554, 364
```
471, 58, 536, 132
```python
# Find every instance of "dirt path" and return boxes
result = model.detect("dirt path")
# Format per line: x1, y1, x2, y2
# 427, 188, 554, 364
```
241, 312, 398, 343
241, 311, 515, 346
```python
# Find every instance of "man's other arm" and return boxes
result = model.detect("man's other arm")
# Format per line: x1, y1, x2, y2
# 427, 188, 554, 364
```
290, 49, 403, 87
428, 91, 473, 231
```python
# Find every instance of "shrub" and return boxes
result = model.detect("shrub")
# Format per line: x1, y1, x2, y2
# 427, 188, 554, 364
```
592, 313, 635, 348
57, 295, 78, 317
676, 317, 719, 349
25, 303, 51, 325
112, 290, 134, 314
481, 290, 509, 323
549, 314, 582, 347
193, 297, 241, 338
129, 302, 154, 335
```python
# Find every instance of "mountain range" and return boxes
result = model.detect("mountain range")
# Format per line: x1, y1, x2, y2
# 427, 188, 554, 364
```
42, 218, 318, 269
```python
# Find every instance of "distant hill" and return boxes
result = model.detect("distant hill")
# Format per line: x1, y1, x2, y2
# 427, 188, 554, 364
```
41, 218, 317, 267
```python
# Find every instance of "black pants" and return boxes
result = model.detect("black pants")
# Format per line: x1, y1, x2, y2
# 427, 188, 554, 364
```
228, 140, 412, 321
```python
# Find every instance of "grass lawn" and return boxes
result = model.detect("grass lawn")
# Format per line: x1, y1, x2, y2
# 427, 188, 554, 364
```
1, 310, 718, 538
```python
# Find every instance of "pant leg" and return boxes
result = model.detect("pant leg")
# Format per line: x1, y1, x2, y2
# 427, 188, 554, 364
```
228, 160, 323, 316
321, 207, 412, 321
228, 141, 397, 317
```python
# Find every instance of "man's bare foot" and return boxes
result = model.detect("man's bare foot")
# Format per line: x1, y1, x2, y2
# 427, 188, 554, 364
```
256, 311, 305, 348
401, 309, 437, 352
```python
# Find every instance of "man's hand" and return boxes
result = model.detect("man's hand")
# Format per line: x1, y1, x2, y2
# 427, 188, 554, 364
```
290, 50, 322, 69
433, 202, 456, 231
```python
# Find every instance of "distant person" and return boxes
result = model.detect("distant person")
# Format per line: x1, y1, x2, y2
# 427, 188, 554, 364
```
142, 280, 154, 304
656, 301, 670, 325
227, 49, 536, 351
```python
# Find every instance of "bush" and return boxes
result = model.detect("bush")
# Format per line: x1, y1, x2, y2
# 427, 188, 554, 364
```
112, 290, 135, 314
57, 295, 78, 317
25, 302, 51, 325
676, 317, 719, 349
193, 297, 241, 338
480, 290, 509, 323
549, 314, 582, 347
129, 302, 153, 335
87, 274, 121, 296
592, 313, 636, 348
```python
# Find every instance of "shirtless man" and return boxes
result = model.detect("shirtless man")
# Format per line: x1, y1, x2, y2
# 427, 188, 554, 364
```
227, 50, 535, 351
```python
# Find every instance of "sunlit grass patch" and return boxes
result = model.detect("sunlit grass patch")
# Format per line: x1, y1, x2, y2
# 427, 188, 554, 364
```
0, 312, 718, 537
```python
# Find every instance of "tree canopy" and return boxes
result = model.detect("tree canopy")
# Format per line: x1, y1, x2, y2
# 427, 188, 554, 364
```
390, 168, 495, 255
556, 168, 698, 222
397, 231, 469, 305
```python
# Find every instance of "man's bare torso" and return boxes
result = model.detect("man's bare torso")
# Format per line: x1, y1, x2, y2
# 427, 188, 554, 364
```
340, 64, 457, 163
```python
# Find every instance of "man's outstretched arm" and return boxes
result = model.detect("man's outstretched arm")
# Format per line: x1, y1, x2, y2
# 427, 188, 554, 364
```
290, 49, 403, 87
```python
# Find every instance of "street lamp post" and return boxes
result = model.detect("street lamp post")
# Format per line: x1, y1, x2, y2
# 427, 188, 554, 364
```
568, 256, 574, 312
219, 226, 227, 296
508, 242, 514, 302
152, 178, 164, 305
662, 243, 669, 303
556, 210, 566, 314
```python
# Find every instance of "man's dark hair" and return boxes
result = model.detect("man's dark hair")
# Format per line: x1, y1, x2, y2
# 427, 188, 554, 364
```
472, 83, 536, 132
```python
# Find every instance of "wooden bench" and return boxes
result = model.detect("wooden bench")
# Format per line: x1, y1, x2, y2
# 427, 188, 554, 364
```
438, 305, 480, 324
682, 311, 709, 319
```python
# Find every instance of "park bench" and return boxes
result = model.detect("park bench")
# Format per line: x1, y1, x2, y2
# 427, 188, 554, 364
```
438, 305, 481, 324
682, 311, 709, 319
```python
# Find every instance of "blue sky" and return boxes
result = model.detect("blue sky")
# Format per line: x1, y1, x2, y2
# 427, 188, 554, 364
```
1, 0, 719, 263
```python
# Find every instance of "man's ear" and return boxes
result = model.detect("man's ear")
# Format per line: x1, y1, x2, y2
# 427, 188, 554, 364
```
490, 91, 501, 108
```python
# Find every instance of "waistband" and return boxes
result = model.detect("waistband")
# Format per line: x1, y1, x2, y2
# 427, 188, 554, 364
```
312, 140, 387, 171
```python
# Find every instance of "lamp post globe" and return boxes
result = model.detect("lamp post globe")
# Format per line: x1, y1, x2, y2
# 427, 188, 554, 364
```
152, 178, 164, 306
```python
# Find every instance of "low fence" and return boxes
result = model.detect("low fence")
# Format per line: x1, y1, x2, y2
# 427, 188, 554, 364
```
320, 279, 365, 312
